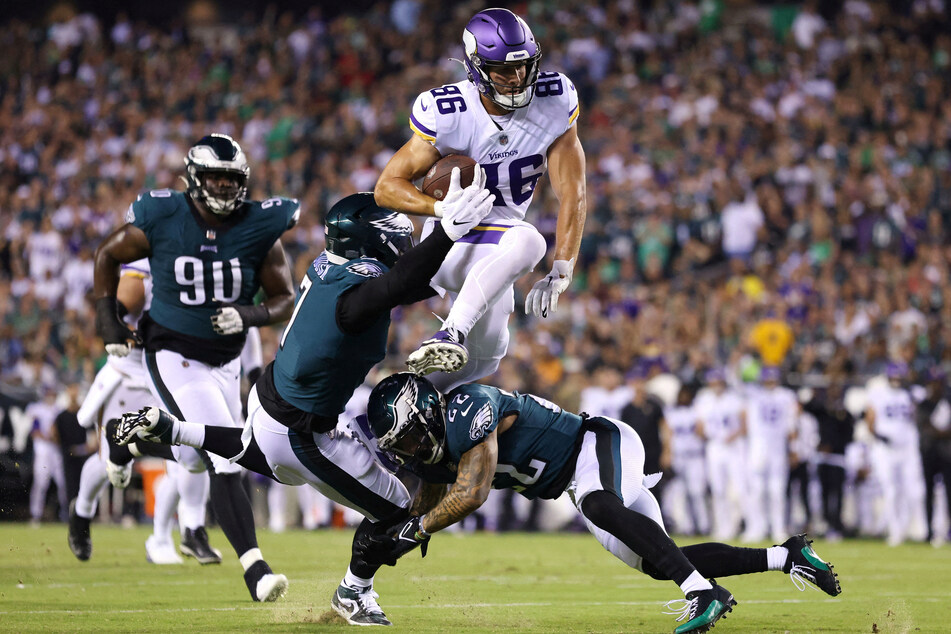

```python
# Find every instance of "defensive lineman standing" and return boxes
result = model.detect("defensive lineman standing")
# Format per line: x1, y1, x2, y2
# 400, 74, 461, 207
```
94, 134, 297, 601
375, 7, 587, 391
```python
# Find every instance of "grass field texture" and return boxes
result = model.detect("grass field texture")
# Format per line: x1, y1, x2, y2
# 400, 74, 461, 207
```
2, 524, 950, 633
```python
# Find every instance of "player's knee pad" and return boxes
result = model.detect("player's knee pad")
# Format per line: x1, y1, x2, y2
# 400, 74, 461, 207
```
499, 224, 547, 275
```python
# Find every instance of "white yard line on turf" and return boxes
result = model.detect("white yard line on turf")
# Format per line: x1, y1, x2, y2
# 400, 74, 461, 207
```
8, 597, 949, 616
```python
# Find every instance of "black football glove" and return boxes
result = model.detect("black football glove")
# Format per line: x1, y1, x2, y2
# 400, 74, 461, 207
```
355, 516, 430, 567
95, 297, 141, 357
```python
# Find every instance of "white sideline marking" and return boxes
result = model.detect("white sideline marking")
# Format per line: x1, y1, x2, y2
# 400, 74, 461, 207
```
10, 597, 947, 617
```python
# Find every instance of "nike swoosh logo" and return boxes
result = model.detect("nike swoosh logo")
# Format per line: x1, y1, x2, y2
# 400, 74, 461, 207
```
452, 219, 468, 225
421, 103, 429, 111
460, 402, 473, 416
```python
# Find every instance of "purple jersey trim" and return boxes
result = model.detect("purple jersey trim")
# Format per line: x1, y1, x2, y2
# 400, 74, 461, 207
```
409, 113, 437, 138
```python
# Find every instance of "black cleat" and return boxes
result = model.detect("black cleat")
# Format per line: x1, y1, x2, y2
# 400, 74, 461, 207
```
67, 500, 92, 561
179, 527, 222, 565
667, 582, 736, 634
780, 533, 842, 596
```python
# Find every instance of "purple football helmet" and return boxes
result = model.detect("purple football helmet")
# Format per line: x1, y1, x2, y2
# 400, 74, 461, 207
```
760, 366, 782, 383
463, 8, 542, 110
885, 360, 908, 380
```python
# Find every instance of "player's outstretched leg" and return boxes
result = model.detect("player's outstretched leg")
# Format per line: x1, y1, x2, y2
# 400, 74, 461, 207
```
779, 534, 841, 596
331, 517, 396, 626
580, 491, 736, 632
642, 537, 842, 598
406, 327, 468, 375
114, 408, 175, 445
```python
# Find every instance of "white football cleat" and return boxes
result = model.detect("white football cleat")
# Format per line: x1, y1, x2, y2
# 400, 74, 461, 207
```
145, 535, 183, 565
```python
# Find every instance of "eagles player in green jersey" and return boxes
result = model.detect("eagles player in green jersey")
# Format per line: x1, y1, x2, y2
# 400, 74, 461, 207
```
94, 134, 297, 602
360, 373, 842, 633
112, 173, 495, 625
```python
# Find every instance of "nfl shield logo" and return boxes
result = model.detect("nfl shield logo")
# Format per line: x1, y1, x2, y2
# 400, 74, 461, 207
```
499, 134, 509, 146
206, 230, 216, 240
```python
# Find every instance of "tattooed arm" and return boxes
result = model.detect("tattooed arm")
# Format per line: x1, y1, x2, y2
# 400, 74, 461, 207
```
410, 481, 449, 516
419, 430, 498, 534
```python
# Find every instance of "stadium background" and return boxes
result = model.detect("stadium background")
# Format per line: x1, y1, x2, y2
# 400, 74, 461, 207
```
2, 0, 950, 546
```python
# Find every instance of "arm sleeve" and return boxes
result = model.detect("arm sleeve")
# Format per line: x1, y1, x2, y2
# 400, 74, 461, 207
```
409, 91, 438, 146
337, 224, 453, 333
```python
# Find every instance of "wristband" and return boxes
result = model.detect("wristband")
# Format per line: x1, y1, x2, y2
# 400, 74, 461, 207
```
415, 515, 431, 540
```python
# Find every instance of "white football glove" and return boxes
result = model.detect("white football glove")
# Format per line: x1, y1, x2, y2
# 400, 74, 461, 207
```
525, 258, 575, 318
210, 306, 244, 335
105, 343, 132, 358
435, 165, 495, 241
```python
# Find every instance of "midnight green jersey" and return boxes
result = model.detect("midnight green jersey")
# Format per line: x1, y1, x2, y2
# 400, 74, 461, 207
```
442, 385, 585, 499
128, 190, 298, 343
272, 253, 391, 418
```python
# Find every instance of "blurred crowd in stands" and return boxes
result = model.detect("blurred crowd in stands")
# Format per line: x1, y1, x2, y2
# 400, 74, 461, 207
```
2, 0, 951, 541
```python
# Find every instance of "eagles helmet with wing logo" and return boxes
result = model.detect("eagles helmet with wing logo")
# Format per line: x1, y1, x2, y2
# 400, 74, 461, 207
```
184, 133, 250, 216
367, 372, 446, 466
325, 193, 415, 267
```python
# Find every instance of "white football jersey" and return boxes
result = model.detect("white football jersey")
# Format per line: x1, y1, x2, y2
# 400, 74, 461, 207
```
745, 385, 798, 445
410, 72, 580, 222
111, 258, 152, 376
665, 405, 705, 458
694, 389, 745, 443
867, 384, 917, 448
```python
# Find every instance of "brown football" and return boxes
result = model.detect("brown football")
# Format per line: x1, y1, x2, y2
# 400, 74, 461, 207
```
421, 154, 477, 200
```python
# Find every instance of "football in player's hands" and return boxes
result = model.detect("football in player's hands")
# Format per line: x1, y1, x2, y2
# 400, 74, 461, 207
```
422, 155, 477, 200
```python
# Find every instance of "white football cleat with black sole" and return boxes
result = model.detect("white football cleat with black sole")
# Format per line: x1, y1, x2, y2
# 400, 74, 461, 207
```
331, 583, 393, 626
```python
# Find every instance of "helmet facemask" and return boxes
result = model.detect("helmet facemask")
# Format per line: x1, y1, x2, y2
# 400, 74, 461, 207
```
370, 374, 446, 467
184, 134, 250, 216
462, 9, 542, 111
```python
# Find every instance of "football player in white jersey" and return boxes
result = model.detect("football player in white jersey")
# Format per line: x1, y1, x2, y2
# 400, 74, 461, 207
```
664, 387, 710, 536
865, 361, 927, 545
375, 7, 586, 392
743, 366, 799, 542
68, 260, 216, 565
694, 368, 749, 541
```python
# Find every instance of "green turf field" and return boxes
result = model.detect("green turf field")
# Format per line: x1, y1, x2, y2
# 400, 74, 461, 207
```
2, 524, 949, 633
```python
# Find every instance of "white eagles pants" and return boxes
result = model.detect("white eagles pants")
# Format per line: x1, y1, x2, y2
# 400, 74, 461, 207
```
566, 416, 664, 573
143, 349, 242, 475
244, 385, 410, 522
